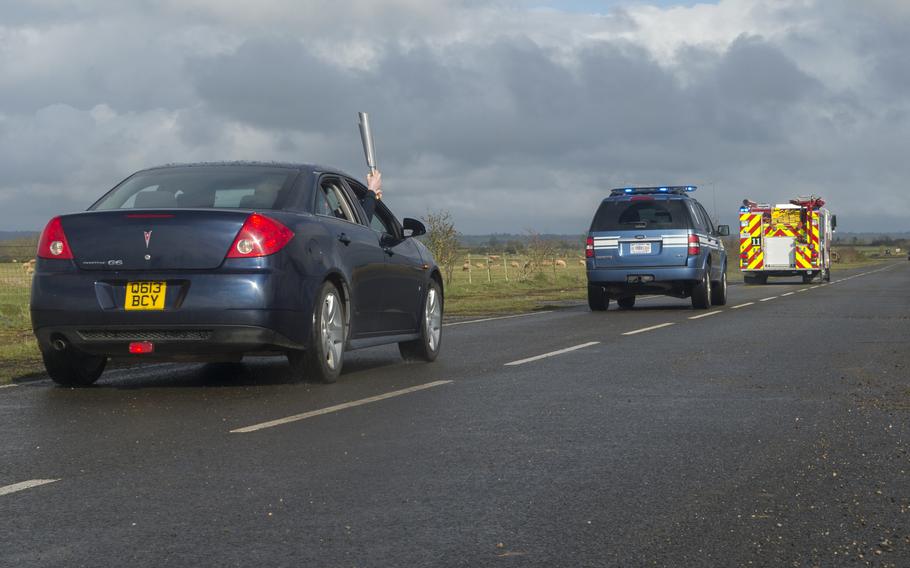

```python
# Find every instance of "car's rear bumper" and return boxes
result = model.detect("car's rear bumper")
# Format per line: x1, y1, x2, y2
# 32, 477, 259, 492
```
30, 263, 320, 359
586, 266, 706, 296
32, 323, 300, 360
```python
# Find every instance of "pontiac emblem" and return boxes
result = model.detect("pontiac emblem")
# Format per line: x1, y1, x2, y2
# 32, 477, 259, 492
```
144, 231, 153, 248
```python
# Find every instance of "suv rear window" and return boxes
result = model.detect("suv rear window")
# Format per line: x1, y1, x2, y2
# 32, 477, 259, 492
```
590, 199, 691, 231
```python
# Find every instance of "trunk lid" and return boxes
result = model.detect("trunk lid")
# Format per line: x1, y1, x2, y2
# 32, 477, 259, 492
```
61, 210, 250, 271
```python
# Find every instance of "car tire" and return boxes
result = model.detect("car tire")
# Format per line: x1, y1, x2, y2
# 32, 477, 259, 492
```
691, 268, 712, 309
288, 281, 345, 384
710, 265, 728, 306
399, 279, 443, 362
617, 296, 635, 309
42, 347, 106, 387
588, 285, 609, 311
824, 268, 831, 282
801, 272, 814, 284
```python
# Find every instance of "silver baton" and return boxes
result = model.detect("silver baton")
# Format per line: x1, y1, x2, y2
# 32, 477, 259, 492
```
358, 112, 378, 174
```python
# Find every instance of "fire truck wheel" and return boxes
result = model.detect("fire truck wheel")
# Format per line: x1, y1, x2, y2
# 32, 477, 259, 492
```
710, 267, 727, 306
588, 285, 609, 311
801, 272, 814, 284
824, 268, 831, 282
617, 296, 635, 309
691, 270, 711, 309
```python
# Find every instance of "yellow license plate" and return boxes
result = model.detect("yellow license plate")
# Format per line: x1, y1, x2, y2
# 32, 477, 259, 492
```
125, 281, 167, 311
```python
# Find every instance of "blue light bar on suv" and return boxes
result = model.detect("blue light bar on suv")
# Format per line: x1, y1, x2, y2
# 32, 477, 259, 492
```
609, 186, 697, 197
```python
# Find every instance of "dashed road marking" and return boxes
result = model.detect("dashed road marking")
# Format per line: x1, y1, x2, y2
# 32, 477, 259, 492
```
444, 311, 552, 327
505, 342, 600, 366
0, 479, 59, 497
810, 285, 821, 289
0, 384, 17, 390
731, 302, 754, 309
760, 296, 777, 302
798, 288, 809, 293
781, 292, 795, 297
231, 380, 454, 433
689, 311, 721, 320
622, 323, 674, 336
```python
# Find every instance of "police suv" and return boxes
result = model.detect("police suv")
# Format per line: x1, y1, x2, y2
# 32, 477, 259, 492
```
585, 186, 730, 311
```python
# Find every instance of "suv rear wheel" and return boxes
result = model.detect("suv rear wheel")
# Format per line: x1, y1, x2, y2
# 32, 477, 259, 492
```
691, 269, 712, 309
588, 285, 609, 311
617, 296, 635, 309
710, 265, 727, 306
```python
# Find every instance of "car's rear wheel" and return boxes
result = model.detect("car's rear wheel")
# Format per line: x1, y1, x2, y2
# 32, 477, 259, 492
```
288, 281, 345, 383
691, 269, 712, 309
399, 279, 443, 362
617, 296, 635, 309
588, 285, 609, 311
42, 347, 106, 387
710, 265, 728, 306
801, 272, 815, 284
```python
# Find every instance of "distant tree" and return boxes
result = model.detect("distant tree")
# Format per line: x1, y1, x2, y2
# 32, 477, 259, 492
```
424, 210, 460, 285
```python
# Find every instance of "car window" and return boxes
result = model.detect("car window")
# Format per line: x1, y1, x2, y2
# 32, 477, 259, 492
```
689, 202, 710, 232
591, 199, 690, 231
697, 203, 716, 233
91, 167, 296, 210
370, 205, 396, 235
317, 180, 357, 222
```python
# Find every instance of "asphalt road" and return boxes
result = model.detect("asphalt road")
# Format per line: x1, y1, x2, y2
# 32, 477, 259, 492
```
1, 262, 908, 567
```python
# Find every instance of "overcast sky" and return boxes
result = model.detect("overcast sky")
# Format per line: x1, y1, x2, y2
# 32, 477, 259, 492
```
1, 0, 908, 233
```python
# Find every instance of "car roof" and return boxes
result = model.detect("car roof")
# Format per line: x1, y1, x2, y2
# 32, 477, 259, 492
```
137, 161, 357, 179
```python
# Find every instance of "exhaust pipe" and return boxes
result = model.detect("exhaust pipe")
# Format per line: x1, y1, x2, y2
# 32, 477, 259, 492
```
52, 338, 68, 352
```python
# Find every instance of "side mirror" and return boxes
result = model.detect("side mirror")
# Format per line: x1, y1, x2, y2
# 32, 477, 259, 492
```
716, 224, 730, 237
402, 217, 426, 238
831, 215, 837, 231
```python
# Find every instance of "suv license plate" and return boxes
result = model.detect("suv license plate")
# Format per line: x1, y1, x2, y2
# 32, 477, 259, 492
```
630, 243, 652, 254
125, 281, 167, 311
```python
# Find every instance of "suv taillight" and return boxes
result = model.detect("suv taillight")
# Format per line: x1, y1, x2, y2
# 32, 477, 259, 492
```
227, 213, 294, 258
585, 236, 594, 258
37, 217, 74, 260
687, 234, 700, 256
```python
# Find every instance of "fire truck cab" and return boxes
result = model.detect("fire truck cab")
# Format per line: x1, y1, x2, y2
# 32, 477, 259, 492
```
739, 197, 836, 284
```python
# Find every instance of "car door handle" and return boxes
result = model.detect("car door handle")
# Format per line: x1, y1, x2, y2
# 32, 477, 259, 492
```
382, 247, 394, 257
337, 233, 352, 246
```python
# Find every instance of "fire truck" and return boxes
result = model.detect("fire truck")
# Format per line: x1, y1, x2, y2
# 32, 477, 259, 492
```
739, 196, 836, 284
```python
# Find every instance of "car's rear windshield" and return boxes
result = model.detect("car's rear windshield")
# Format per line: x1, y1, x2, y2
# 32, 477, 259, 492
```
90, 166, 299, 211
590, 199, 691, 231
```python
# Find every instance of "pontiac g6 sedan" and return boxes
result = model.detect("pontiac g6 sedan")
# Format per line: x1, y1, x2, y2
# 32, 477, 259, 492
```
30, 162, 444, 386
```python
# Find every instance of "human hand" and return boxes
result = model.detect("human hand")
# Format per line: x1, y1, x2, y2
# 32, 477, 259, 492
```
367, 170, 382, 200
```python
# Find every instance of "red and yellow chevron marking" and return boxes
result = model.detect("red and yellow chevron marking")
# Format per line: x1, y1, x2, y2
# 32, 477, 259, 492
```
795, 246, 812, 269
739, 213, 764, 270
809, 212, 820, 267
765, 224, 798, 238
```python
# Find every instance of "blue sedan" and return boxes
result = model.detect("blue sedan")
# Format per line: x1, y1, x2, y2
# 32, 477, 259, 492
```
30, 162, 444, 386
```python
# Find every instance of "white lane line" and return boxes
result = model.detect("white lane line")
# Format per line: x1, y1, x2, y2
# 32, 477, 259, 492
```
0, 384, 17, 390
444, 311, 552, 327
798, 288, 809, 293
505, 342, 600, 366
0, 479, 59, 497
689, 311, 721, 320
231, 381, 453, 434
781, 292, 795, 297
810, 285, 821, 289
731, 302, 754, 309
622, 323, 674, 336
760, 296, 778, 302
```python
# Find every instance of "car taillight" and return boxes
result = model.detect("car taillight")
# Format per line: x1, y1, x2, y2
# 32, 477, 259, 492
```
585, 236, 594, 259
687, 234, 700, 256
227, 213, 294, 258
37, 217, 74, 260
